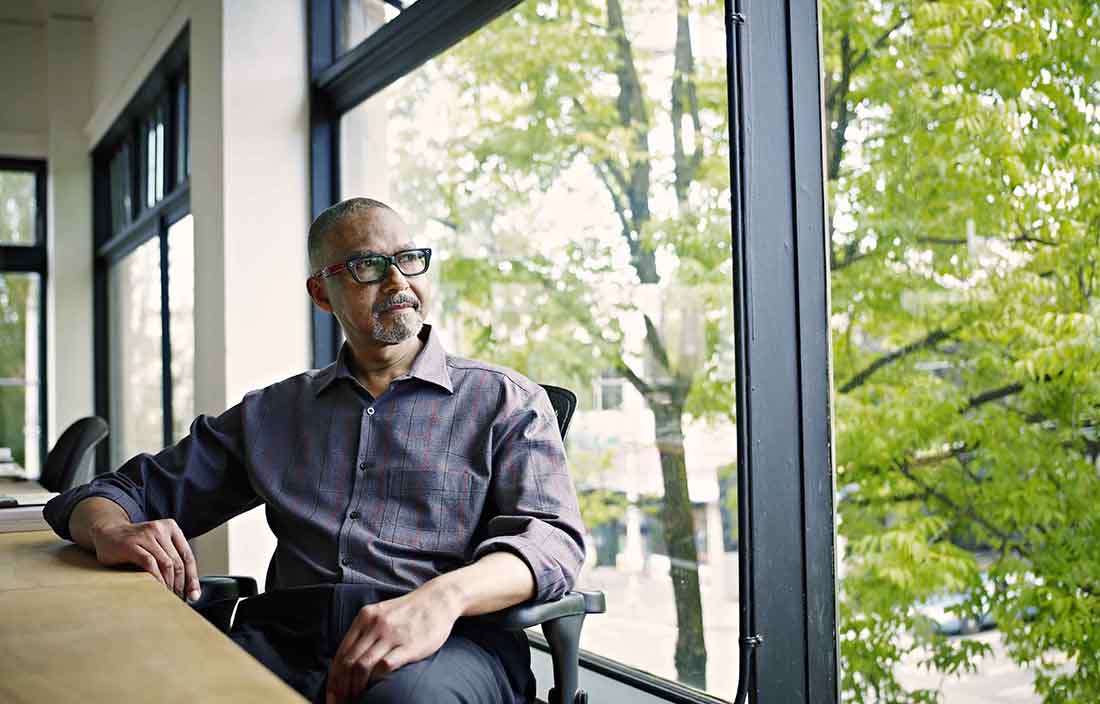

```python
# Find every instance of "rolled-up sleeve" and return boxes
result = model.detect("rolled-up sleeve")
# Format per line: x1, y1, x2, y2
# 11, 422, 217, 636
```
472, 388, 587, 603
43, 405, 261, 542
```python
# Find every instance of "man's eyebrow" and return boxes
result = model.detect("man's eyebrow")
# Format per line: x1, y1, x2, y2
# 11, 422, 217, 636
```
349, 243, 419, 257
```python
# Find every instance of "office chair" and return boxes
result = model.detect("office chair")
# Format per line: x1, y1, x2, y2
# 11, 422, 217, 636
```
39, 416, 109, 493
193, 385, 604, 704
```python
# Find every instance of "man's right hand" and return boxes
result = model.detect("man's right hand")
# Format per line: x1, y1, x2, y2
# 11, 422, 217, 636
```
91, 519, 201, 601
69, 497, 200, 601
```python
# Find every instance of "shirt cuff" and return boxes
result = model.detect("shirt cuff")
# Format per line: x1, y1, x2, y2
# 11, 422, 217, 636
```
43, 484, 147, 542
472, 528, 577, 603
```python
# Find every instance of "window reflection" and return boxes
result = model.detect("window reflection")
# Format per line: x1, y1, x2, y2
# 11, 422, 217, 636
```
109, 237, 164, 464
168, 215, 194, 442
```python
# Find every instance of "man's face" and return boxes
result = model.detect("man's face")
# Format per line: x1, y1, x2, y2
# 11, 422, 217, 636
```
307, 209, 431, 348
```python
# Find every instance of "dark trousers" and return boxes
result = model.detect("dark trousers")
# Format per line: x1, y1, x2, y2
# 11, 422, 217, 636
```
228, 584, 535, 704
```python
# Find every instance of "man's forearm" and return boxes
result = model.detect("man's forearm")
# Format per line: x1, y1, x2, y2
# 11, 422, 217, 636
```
68, 496, 131, 550
425, 551, 536, 617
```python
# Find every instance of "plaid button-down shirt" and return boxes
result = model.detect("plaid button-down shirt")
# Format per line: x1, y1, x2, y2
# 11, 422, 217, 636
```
44, 325, 586, 603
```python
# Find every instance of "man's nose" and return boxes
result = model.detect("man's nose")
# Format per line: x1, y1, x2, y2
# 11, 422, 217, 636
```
379, 261, 410, 291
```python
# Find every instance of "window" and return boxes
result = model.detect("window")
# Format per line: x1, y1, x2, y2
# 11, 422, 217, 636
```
338, 0, 419, 54
313, 1, 837, 702
825, 3, 1100, 702
0, 159, 47, 477
93, 30, 191, 468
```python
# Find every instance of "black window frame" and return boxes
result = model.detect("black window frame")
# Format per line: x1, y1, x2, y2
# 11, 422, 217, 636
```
308, 1, 838, 702
91, 28, 191, 473
0, 156, 49, 471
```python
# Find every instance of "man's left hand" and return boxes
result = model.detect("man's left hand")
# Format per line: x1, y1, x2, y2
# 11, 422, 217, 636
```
325, 583, 463, 704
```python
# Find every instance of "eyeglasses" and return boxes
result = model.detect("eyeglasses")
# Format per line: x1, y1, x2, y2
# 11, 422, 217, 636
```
311, 248, 432, 285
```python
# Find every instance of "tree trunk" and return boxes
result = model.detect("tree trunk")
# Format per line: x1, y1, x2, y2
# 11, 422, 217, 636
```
650, 388, 707, 688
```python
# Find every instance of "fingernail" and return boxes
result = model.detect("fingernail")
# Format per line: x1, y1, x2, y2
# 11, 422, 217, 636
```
188, 589, 201, 602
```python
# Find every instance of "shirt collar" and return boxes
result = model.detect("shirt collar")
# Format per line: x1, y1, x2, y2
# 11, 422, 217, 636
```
312, 323, 454, 397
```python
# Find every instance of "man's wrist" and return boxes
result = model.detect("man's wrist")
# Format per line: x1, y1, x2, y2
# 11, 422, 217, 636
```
424, 572, 470, 618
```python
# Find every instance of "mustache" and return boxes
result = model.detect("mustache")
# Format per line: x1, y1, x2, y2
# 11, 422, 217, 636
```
373, 293, 420, 314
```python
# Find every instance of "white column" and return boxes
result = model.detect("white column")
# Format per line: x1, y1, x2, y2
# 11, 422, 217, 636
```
189, 0, 310, 586
46, 16, 95, 452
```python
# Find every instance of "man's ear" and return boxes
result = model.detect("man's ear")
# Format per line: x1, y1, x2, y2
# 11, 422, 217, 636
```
306, 276, 334, 314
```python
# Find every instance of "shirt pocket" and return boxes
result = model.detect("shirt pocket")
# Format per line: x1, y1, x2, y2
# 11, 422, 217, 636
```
388, 466, 488, 556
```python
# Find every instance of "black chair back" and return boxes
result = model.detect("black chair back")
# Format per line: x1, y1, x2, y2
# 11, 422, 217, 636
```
40, 416, 109, 493
539, 384, 577, 440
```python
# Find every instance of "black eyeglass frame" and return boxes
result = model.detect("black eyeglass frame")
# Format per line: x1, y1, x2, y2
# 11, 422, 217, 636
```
311, 247, 433, 284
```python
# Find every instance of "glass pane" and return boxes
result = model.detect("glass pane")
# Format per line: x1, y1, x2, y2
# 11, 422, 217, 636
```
340, 2, 737, 697
0, 274, 41, 478
0, 170, 37, 246
826, 4, 1099, 702
167, 215, 194, 442
339, 0, 418, 54
109, 142, 133, 234
144, 113, 164, 209
177, 78, 189, 182
109, 237, 164, 465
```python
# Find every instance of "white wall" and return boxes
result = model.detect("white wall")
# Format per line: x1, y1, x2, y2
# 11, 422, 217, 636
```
0, 22, 48, 157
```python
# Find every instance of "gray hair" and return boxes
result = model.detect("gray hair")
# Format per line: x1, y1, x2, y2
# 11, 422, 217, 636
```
308, 197, 396, 270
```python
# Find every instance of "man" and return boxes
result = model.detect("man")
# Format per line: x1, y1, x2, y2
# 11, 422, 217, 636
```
44, 198, 587, 704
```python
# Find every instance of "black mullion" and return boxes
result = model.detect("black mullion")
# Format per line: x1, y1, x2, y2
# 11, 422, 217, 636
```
97, 186, 189, 263
0, 247, 48, 272
316, 0, 523, 114
309, 0, 341, 367
92, 151, 112, 475
159, 223, 174, 448
34, 161, 48, 469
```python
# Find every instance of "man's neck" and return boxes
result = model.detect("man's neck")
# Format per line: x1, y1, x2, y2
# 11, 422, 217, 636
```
346, 333, 424, 398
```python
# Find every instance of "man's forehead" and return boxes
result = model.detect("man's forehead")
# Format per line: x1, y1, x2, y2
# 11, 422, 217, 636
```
326, 210, 414, 255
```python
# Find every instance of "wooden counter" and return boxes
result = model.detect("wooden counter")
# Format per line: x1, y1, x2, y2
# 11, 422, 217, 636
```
0, 531, 305, 703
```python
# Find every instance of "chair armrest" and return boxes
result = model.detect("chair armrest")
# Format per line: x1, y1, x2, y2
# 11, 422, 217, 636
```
463, 590, 606, 631
191, 575, 258, 633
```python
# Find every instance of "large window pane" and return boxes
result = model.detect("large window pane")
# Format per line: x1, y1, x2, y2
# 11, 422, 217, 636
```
827, 3, 1099, 702
340, 2, 737, 698
168, 215, 194, 442
0, 170, 36, 246
109, 238, 164, 465
0, 273, 41, 478
339, 0, 418, 55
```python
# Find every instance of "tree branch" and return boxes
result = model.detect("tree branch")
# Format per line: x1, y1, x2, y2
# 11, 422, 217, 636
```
615, 356, 651, 396
839, 327, 958, 393
965, 382, 1024, 411
643, 313, 672, 376
671, 0, 703, 205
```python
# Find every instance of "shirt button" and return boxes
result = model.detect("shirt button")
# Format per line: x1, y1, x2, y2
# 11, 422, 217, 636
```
359, 461, 373, 471
367, 406, 375, 416
341, 557, 351, 566
349, 511, 361, 520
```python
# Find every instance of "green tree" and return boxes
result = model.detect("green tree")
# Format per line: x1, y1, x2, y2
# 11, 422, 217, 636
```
824, 1, 1100, 701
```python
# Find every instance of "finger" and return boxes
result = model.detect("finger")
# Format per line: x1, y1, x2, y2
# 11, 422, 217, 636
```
373, 645, 413, 681
169, 526, 200, 601
132, 545, 168, 587
151, 528, 185, 596
350, 641, 398, 696
140, 534, 178, 593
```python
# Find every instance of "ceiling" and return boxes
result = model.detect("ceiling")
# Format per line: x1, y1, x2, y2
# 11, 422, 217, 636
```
0, 0, 99, 25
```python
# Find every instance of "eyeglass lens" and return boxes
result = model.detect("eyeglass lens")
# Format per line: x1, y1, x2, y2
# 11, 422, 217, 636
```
350, 250, 429, 283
